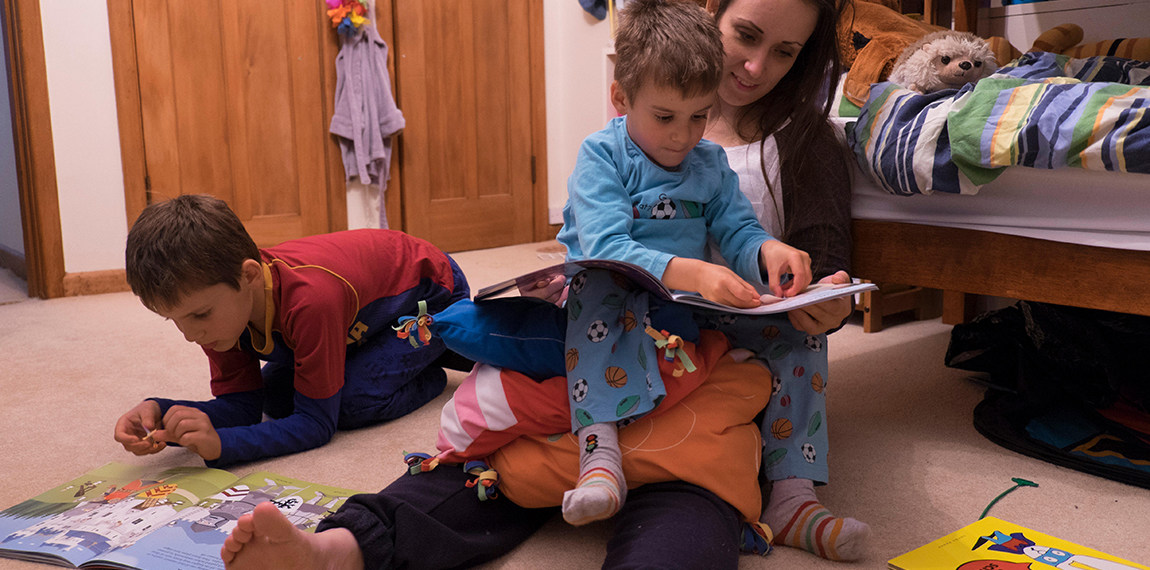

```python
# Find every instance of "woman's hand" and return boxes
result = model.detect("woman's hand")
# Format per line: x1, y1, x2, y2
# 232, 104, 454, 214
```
787, 271, 853, 335
517, 274, 567, 305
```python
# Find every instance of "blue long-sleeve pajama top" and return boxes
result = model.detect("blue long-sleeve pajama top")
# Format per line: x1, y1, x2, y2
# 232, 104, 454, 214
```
556, 116, 773, 288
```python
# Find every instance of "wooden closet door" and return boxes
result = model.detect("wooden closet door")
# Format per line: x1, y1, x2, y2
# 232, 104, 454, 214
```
130, 0, 332, 246
393, 0, 536, 252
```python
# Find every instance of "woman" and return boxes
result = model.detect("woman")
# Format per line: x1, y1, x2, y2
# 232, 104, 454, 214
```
704, 0, 871, 561
218, 0, 865, 568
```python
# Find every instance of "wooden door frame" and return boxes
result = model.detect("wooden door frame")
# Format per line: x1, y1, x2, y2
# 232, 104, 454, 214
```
527, 0, 552, 242
5, 0, 64, 299
107, 0, 350, 239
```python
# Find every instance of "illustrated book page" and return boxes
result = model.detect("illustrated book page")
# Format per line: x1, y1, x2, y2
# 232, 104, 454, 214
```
0, 462, 363, 570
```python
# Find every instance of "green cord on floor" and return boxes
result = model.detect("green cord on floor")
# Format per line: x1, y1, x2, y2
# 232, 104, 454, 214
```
980, 477, 1039, 520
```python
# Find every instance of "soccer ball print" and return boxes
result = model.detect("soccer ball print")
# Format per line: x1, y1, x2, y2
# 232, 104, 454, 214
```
801, 442, 817, 463
650, 197, 677, 219
804, 335, 823, 352
587, 320, 610, 343
571, 272, 588, 295
572, 378, 589, 403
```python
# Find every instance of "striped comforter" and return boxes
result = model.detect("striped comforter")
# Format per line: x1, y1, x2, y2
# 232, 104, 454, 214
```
849, 51, 1150, 195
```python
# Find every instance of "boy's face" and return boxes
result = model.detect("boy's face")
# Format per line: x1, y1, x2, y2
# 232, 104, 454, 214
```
155, 281, 256, 353
612, 80, 715, 169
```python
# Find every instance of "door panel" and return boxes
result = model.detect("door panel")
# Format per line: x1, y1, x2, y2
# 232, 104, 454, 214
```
131, 0, 331, 247
395, 0, 535, 252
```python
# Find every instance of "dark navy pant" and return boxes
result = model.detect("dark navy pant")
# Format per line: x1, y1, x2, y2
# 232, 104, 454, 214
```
316, 466, 743, 570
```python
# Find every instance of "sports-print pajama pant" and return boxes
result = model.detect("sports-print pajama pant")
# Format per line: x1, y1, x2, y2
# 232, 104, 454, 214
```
564, 268, 830, 483
690, 309, 830, 485
564, 269, 666, 433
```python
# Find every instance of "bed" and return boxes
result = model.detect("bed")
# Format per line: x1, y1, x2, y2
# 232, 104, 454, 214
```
841, 51, 1150, 322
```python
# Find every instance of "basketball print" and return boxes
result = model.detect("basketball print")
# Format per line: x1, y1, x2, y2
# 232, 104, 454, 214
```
565, 348, 579, 372
761, 325, 780, 340
612, 273, 633, 290
622, 310, 638, 332
770, 418, 793, 440
605, 366, 628, 388
811, 372, 825, 393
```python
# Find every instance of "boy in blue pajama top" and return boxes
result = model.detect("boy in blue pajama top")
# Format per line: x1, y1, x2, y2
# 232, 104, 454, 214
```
553, 0, 812, 526
113, 194, 469, 467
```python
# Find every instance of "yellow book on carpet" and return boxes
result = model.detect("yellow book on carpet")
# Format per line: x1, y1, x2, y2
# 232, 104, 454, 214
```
888, 516, 1149, 570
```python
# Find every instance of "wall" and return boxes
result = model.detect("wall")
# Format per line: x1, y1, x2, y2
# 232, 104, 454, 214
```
981, 0, 1150, 52
543, 2, 614, 224
34, 2, 614, 276
40, 0, 126, 274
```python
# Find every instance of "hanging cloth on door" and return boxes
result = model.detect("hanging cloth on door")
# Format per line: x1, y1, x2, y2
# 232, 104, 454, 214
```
330, 19, 405, 229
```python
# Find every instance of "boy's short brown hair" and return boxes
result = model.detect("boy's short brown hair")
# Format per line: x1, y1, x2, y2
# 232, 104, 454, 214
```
613, 0, 724, 100
125, 194, 260, 312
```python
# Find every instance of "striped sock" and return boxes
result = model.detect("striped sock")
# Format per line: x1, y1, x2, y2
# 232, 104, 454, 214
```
762, 478, 871, 561
562, 423, 626, 525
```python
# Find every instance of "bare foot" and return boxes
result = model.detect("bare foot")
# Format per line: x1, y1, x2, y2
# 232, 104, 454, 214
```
221, 501, 364, 570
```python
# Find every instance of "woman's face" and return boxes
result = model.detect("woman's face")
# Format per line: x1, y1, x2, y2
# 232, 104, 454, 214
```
715, 0, 819, 109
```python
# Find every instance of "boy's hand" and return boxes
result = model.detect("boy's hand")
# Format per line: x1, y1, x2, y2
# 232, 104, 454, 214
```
788, 271, 853, 335
152, 405, 223, 462
114, 400, 167, 456
759, 240, 812, 298
663, 257, 761, 308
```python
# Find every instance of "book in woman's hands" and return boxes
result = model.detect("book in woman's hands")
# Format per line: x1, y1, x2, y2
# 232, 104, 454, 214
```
477, 259, 876, 315
0, 462, 364, 570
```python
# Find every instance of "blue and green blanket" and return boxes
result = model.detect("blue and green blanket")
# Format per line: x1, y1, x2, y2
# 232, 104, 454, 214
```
849, 51, 1150, 195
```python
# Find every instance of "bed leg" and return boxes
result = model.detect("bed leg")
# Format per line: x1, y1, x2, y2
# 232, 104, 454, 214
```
858, 282, 943, 333
861, 287, 884, 333
942, 291, 977, 325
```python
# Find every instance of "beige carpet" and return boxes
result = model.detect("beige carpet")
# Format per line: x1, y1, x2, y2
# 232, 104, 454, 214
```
1, 241, 1147, 569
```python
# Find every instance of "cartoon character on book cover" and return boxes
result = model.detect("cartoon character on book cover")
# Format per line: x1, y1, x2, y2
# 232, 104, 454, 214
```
962, 529, 1144, 570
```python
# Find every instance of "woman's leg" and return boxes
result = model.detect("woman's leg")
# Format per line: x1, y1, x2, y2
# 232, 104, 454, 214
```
320, 467, 556, 569
222, 466, 556, 570
603, 481, 742, 570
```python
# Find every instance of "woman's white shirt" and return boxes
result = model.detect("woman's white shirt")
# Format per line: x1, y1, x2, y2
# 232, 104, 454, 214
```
722, 136, 783, 238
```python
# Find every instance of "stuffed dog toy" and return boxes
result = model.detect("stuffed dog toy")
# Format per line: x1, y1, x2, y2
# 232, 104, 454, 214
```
889, 30, 998, 94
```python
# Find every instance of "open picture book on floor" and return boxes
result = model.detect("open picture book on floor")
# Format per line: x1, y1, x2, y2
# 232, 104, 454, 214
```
0, 462, 363, 570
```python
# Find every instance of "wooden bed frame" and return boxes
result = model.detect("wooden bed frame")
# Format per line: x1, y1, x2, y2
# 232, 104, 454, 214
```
851, 220, 1150, 322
